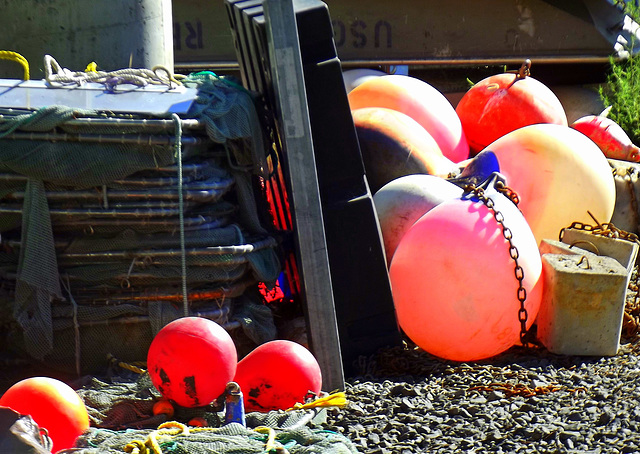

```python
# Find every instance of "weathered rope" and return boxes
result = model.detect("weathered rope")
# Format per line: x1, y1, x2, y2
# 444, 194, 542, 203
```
43, 54, 182, 89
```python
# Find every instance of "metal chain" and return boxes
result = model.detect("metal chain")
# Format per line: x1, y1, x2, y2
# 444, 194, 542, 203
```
559, 212, 640, 340
464, 182, 530, 347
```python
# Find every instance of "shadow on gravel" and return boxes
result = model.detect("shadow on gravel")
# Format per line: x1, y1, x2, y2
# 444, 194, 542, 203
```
348, 332, 640, 382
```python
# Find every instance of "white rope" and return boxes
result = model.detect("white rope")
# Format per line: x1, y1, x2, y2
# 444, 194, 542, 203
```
43, 55, 182, 89
172, 113, 189, 317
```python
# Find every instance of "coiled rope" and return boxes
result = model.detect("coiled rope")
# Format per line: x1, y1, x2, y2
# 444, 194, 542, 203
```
43, 54, 182, 89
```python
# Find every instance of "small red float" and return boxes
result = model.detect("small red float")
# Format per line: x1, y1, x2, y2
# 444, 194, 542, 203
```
147, 317, 237, 408
571, 112, 640, 162
233, 340, 322, 413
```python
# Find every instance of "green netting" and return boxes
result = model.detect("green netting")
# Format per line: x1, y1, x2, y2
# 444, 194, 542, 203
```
66, 424, 360, 454
59, 373, 359, 454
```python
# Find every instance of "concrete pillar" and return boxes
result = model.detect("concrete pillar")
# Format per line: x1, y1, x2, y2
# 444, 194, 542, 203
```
0, 0, 174, 79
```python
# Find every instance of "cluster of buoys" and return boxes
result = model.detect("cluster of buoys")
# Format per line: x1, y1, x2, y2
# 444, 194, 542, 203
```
346, 62, 622, 361
0, 318, 322, 451
147, 317, 322, 413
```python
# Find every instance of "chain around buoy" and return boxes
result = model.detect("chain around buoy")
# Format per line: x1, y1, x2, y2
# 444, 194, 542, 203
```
464, 173, 530, 347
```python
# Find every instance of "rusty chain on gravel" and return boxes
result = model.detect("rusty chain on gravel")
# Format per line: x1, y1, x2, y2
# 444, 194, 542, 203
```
468, 382, 587, 398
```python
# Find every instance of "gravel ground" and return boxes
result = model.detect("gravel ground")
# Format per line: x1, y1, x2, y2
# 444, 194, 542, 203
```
320, 254, 640, 454
324, 336, 640, 454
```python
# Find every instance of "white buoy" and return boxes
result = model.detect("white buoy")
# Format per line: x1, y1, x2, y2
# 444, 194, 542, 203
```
373, 174, 463, 264
342, 68, 387, 93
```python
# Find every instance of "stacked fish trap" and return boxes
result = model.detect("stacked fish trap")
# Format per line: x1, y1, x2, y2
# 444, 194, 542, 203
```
0, 69, 282, 374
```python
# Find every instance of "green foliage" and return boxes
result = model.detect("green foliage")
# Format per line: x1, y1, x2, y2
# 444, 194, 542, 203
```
599, 1, 640, 144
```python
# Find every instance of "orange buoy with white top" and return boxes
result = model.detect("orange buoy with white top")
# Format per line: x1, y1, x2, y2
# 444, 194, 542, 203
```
352, 107, 457, 193
348, 74, 470, 163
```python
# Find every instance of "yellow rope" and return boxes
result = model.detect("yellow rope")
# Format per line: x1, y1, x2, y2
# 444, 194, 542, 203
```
285, 391, 347, 411
124, 421, 189, 454
0, 51, 29, 80
123, 439, 146, 454
254, 426, 278, 452
124, 421, 305, 453
107, 353, 146, 374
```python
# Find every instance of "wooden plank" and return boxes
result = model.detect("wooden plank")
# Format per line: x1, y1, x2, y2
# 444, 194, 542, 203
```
261, 0, 345, 391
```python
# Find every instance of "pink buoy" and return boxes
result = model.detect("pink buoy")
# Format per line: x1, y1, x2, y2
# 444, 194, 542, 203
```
389, 175, 543, 361
348, 74, 470, 163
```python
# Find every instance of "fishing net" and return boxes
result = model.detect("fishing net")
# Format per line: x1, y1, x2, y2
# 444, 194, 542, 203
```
0, 68, 284, 374
54, 371, 358, 454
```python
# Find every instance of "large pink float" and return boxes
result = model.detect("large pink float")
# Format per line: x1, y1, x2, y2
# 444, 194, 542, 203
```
389, 175, 543, 361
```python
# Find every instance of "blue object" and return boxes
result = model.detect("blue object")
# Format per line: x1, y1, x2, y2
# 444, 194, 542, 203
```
459, 150, 500, 180
224, 382, 246, 427
448, 150, 500, 189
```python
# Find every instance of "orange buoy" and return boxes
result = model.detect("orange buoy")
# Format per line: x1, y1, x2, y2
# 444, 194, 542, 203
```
147, 317, 237, 408
233, 340, 322, 413
152, 399, 175, 418
389, 175, 543, 361
352, 107, 457, 193
456, 60, 567, 156
188, 417, 208, 427
0, 376, 90, 452
485, 123, 616, 245
348, 74, 469, 163
373, 174, 463, 264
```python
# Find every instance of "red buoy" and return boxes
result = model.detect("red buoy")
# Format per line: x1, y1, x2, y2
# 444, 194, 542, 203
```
455, 60, 567, 156
147, 317, 237, 408
0, 376, 90, 452
233, 340, 322, 413
571, 113, 640, 162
